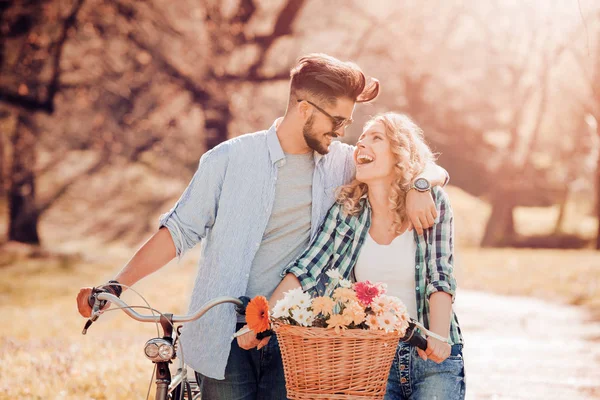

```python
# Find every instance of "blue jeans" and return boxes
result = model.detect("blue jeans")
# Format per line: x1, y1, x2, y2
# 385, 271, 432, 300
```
195, 323, 287, 400
384, 342, 466, 400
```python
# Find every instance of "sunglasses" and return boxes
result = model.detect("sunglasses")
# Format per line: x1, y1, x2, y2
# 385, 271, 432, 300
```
297, 99, 353, 131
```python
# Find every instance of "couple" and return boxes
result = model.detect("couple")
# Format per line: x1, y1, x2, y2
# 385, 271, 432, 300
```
76, 53, 465, 399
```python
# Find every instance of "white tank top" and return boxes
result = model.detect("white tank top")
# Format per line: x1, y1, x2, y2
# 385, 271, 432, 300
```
354, 230, 419, 319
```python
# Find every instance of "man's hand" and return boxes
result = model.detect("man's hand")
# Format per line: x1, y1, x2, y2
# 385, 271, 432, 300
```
236, 325, 270, 350
406, 190, 437, 235
76, 287, 110, 318
416, 337, 451, 364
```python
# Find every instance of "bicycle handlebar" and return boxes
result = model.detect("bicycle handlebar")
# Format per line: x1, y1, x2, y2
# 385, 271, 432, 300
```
82, 291, 245, 335
94, 292, 244, 323
86, 292, 431, 351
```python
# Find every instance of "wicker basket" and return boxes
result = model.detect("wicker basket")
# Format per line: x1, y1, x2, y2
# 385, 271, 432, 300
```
273, 322, 401, 399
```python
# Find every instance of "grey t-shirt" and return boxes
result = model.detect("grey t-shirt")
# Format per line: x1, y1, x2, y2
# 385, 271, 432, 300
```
245, 151, 315, 301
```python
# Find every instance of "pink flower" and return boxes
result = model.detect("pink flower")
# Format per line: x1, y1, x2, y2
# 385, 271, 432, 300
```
354, 281, 385, 307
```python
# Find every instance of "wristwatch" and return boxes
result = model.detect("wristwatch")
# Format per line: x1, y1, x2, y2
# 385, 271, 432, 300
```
411, 177, 431, 192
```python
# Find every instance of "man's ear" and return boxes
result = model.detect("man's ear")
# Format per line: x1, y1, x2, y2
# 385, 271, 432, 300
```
297, 99, 311, 121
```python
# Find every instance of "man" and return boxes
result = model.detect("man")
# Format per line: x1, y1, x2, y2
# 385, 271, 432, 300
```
76, 53, 448, 399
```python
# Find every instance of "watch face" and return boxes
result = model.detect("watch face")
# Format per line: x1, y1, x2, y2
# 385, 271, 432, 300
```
415, 178, 430, 190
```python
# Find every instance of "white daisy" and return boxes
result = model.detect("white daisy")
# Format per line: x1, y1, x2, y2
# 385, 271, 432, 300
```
377, 312, 397, 333
326, 269, 343, 281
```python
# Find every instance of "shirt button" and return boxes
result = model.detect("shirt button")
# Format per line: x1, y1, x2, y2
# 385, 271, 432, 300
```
400, 378, 407, 383
415, 265, 420, 269
416, 287, 419, 291
399, 365, 406, 371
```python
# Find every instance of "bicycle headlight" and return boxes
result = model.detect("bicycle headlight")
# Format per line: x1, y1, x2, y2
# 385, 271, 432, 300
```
158, 343, 174, 360
144, 338, 174, 362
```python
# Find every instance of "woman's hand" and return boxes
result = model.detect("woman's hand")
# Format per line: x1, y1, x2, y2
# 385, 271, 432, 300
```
236, 325, 270, 350
406, 190, 437, 235
417, 337, 451, 364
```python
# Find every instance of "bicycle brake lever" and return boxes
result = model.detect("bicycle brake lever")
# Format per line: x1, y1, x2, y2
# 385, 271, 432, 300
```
82, 290, 104, 335
82, 319, 93, 335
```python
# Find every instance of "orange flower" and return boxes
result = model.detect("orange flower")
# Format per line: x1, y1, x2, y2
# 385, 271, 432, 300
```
326, 314, 348, 334
246, 296, 270, 333
311, 296, 335, 315
333, 288, 358, 303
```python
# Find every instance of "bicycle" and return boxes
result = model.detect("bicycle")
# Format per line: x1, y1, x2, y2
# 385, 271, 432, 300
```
82, 287, 252, 400
82, 287, 433, 400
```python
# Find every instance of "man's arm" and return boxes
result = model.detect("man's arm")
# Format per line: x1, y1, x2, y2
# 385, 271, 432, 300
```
76, 143, 230, 318
113, 227, 177, 287
416, 162, 449, 187
76, 228, 176, 318
406, 161, 449, 235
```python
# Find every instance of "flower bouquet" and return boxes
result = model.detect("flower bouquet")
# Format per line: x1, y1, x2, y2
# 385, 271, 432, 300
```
245, 271, 410, 399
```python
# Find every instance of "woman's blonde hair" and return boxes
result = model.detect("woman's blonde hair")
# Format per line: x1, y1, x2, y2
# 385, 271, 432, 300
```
336, 113, 435, 234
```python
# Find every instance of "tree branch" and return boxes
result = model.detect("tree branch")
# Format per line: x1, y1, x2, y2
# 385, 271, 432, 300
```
246, 0, 306, 77
127, 33, 211, 103
0, 0, 85, 113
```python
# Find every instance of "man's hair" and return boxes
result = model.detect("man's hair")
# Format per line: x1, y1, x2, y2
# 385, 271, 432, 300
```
289, 53, 380, 105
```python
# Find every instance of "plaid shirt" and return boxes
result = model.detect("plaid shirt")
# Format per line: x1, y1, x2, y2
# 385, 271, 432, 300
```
285, 186, 463, 345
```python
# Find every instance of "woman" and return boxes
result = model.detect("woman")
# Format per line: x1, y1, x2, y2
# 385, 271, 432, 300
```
270, 112, 465, 399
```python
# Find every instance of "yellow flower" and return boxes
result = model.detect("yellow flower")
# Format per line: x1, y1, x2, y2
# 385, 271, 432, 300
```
342, 301, 366, 325
326, 314, 348, 334
311, 296, 335, 316
333, 288, 358, 303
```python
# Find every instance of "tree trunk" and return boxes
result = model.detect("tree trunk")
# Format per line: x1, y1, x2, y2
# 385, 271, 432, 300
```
553, 188, 569, 235
481, 191, 517, 247
204, 98, 232, 151
8, 113, 40, 244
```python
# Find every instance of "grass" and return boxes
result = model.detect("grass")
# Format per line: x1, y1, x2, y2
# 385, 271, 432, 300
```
0, 248, 199, 400
456, 247, 600, 320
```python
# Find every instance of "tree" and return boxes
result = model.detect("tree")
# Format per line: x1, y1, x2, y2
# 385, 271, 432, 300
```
0, 0, 307, 245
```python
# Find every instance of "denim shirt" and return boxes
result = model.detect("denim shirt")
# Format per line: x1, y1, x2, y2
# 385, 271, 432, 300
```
158, 119, 356, 379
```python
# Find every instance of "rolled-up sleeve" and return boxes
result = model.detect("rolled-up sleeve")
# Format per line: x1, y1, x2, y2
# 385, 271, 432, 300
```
284, 203, 341, 295
159, 143, 229, 259
425, 187, 457, 302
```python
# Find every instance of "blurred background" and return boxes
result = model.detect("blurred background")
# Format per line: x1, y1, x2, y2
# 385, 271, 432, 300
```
1, 0, 600, 399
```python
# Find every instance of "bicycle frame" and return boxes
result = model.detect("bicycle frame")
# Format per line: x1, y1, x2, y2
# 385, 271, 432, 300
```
83, 292, 245, 400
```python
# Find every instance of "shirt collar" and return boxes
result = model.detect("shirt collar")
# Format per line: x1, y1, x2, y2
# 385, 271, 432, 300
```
266, 119, 286, 165
313, 152, 325, 164
267, 117, 326, 166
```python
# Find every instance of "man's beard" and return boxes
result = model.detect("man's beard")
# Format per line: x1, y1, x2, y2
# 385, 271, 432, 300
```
303, 114, 335, 155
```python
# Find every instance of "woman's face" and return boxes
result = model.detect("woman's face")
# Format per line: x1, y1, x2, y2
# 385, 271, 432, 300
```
354, 121, 396, 184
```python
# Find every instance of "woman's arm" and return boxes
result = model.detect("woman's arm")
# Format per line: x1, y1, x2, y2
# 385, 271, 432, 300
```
269, 273, 301, 308
425, 187, 457, 302
428, 292, 453, 339
419, 186, 456, 363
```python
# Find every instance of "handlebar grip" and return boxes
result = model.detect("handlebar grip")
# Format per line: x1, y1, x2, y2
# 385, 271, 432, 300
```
235, 296, 251, 316
256, 329, 274, 340
87, 293, 95, 308
400, 321, 428, 351
408, 331, 428, 351
88, 288, 108, 309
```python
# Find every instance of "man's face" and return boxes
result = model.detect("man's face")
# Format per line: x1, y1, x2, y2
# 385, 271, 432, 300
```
302, 97, 355, 155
